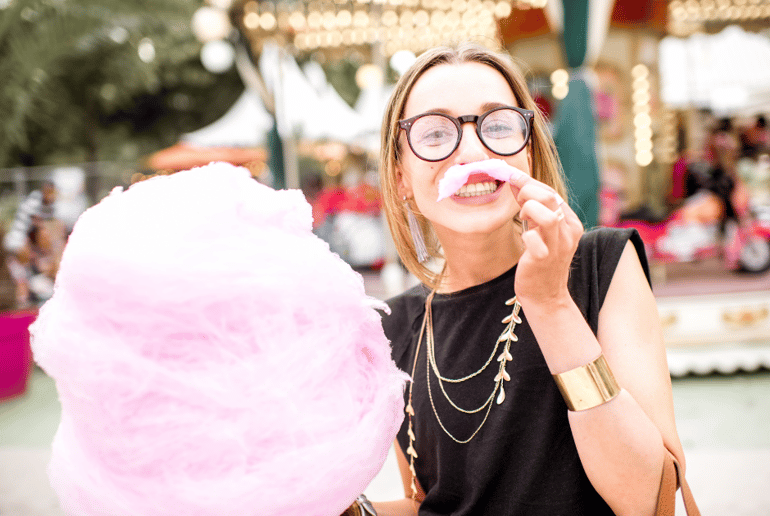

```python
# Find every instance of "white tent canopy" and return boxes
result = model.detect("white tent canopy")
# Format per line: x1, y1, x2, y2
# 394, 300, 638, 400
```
182, 89, 273, 147
660, 25, 770, 116
181, 45, 392, 152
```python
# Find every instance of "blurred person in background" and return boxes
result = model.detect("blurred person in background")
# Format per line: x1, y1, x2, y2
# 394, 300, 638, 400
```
740, 115, 768, 159
3, 181, 65, 308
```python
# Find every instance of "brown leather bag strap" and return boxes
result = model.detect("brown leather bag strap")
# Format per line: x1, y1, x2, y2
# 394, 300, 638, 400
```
655, 449, 701, 516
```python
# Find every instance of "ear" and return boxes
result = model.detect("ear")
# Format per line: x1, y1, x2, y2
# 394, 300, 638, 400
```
396, 164, 413, 201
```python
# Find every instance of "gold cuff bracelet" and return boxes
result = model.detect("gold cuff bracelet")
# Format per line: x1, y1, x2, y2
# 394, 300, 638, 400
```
552, 354, 620, 411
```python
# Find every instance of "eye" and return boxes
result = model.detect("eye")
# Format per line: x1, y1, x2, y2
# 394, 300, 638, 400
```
412, 116, 456, 146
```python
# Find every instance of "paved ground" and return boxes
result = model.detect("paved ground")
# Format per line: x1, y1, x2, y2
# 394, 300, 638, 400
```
2, 262, 770, 515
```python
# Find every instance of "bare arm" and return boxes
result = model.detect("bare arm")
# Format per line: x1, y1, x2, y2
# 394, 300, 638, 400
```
521, 242, 683, 516
370, 441, 422, 516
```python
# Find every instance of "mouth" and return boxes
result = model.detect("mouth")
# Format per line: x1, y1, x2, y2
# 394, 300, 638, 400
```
452, 173, 503, 199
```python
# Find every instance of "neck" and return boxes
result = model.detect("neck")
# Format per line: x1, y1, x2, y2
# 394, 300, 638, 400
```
434, 221, 523, 293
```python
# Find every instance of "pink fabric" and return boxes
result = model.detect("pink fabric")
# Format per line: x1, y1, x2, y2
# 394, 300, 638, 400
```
437, 159, 526, 201
31, 163, 406, 516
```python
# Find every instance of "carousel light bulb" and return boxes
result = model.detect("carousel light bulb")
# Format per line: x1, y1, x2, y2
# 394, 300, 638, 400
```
550, 68, 568, 86
552, 83, 569, 100
400, 9, 414, 26
494, 0, 512, 18
382, 10, 398, 26
636, 150, 654, 166
634, 112, 652, 128
192, 6, 232, 42
289, 12, 306, 30
414, 9, 429, 26
353, 10, 369, 27
631, 64, 649, 80
260, 13, 277, 31
635, 139, 653, 152
635, 126, 653, 140
244, 11, 259, 29
337, 10, 352, 26
322, 11, 337, 30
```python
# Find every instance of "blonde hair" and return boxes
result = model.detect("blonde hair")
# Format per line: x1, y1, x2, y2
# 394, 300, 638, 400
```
379, 42, 567, 288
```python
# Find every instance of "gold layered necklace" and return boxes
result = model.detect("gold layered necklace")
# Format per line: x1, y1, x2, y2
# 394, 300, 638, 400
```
404, 286, 522, 499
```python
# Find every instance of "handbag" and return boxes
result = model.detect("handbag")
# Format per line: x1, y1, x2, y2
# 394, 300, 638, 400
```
655, 448, 701, 515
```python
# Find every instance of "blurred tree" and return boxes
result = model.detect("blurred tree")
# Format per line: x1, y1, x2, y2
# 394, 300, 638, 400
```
0, 0, 243, 169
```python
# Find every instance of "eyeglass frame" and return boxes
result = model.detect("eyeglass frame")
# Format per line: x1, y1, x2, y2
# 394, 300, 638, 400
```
398, 105, 535, 162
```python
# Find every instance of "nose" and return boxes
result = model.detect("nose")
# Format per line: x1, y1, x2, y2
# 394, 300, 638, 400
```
453, 121, 490, 163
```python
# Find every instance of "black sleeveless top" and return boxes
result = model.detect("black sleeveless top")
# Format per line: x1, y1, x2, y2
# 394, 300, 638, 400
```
382, 228, 649, 516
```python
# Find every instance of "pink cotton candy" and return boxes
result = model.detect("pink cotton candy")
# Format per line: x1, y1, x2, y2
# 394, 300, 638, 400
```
436, 159, 527, 201
30, 163, 407, 516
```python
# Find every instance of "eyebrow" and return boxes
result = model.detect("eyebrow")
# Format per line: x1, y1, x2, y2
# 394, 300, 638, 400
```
416, 101, 516, 116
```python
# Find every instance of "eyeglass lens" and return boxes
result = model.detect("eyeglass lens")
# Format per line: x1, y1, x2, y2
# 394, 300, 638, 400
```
408, 109, 528, 161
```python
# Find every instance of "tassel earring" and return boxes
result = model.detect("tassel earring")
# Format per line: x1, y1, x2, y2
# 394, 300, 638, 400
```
404, 197, 429, 263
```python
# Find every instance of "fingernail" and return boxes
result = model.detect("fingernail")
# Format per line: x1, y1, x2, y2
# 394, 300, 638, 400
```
508, 168, 526, 184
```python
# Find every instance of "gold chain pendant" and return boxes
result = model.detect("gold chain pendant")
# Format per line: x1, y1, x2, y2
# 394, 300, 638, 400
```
405, 293, 522, 499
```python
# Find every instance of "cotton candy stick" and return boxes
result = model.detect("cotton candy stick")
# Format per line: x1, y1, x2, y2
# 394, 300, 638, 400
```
436, 159, 527, 201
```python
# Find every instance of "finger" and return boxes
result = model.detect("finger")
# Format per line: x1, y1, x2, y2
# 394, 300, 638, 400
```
519, 199, 564, 249
514, 182, 564, 212
521, 226, 549, 259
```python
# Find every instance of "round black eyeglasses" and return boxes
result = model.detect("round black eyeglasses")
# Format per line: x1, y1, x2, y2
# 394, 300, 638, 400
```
398, 105, 534, 162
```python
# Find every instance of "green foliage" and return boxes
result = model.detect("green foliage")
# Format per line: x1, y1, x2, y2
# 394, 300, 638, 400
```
0, 0, 244, 168
322, 59, 360, 109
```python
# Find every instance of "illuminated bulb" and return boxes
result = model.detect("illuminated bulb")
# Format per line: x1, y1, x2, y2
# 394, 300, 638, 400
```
634, 113, 652, 127
289, 12, 306, 30
632, 90, 651, 105
353, 11, 369, 27
494, 0, 512, 18
552, 83, 569, 99
635, 139, 653, 152
382, 10, 398, 26
322, 11, 336, 30
635, 126, 653, 140
631, 64, 649, 80
633, 78, 650, 91
308, 11, 322, 28
356, 63, 384, 89
414, 9, 429, 26
337, 10, 352, 26
550, 68, 569, 85
243, 11, 260, 29
260, 13, 277, 30
453, 0, 468, 11
636, 151, 653, 167
192, 6, 232, 42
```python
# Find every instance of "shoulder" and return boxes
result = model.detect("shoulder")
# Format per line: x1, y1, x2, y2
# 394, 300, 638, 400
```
568, 227, 650, 332
381, 283, 429, 367
574, 227, 650, 286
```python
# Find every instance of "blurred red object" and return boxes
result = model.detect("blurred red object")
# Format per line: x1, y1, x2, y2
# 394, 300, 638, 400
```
0, 310, 37, 401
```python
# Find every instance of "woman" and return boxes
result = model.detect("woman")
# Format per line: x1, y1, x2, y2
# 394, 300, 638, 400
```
356, 43, 685, 516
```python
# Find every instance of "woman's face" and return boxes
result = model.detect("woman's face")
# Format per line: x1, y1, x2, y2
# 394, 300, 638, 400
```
397, 62, 531, 237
